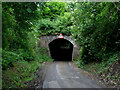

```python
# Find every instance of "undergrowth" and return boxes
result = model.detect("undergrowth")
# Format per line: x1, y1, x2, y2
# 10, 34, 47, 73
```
76, 52, 120, 87
2, 48, 52, 88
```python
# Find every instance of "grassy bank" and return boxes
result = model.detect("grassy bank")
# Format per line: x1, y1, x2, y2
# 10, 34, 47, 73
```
2, 48, 53, 88
76, 52, 120, 88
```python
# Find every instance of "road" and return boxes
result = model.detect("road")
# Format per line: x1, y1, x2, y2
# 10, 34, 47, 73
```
43, 61, 104, 88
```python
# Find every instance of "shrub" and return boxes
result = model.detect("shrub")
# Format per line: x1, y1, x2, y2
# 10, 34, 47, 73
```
2, 50, 24, 70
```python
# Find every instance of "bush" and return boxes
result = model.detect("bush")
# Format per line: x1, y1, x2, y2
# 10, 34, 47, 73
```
15, 49, 34, 62
2, 59, 40, 88
2, 50, 24, 70
72, 3, 119, 64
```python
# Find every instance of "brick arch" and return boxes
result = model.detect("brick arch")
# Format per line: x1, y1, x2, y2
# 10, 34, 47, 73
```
48, 36, 75, 46
39, 36, 80, 60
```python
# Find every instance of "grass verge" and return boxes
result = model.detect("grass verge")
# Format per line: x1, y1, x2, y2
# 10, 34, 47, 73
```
2, 56, 52, 88
75, 52, 120, 88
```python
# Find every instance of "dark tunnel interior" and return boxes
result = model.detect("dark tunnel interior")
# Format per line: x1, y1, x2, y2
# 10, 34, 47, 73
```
48, 39, 73, 61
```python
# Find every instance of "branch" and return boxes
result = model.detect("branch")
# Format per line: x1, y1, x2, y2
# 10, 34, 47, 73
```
111, 0, 120, 11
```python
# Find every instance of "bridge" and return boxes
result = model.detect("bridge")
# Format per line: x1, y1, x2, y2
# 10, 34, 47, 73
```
39, 35, 80, 61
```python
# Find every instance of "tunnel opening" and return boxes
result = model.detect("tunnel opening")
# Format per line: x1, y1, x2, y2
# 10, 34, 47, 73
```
48, 39, 73, 61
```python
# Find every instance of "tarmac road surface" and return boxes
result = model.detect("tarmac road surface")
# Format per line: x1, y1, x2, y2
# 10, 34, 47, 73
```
43, 61, 103, 89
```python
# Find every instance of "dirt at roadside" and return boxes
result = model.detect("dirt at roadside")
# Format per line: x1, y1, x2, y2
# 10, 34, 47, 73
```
98, 61, 120, 88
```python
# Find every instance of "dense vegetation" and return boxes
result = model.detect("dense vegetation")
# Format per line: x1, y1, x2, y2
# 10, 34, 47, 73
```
2, 2, 53, 88
72, 3, 120, 64
2, 2, 51, 70
2, 2, 120, 88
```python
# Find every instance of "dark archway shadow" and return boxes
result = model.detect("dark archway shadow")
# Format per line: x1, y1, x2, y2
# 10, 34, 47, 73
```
48, 39, 73, 61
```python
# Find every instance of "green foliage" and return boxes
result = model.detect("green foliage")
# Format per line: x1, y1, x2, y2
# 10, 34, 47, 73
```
2, 46, 52, 70
83, 52, 120, 86
2, 60, 40, 88
2, 50, 24, 70
72, 2, 120, 63
2, 48, 52, 88
36, 13, 73, 35
56, 12, 73, 35
34, 4, 73, 36
101, 52, 120, 67
2, 2, 120, 88
37, 18, 56, 35
38, 2, 65, 19
2, 2, 70, 88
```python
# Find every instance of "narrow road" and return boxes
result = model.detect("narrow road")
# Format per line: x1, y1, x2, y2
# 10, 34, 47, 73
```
43, 61, 103, 88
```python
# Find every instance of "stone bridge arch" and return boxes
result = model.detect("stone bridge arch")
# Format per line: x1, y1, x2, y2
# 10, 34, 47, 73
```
39, 35, 80, 60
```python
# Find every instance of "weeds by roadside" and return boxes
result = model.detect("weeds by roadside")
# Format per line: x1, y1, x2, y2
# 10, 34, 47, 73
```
75, 52, 120, 88
2, 48, 53, 88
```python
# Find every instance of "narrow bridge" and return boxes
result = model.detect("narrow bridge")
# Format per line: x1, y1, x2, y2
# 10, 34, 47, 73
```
39, 35, 80, 61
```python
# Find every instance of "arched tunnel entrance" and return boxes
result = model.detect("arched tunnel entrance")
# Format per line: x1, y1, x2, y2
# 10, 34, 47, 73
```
49, 39, 73, 61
